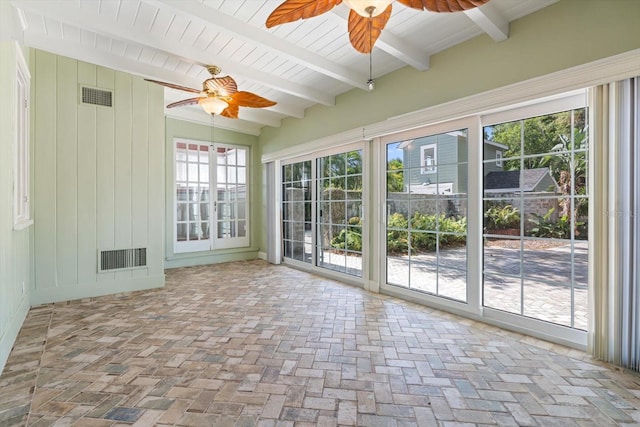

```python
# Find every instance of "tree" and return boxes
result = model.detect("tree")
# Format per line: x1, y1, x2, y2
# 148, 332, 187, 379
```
486, 108, 588, 237
387, 158, 404, 192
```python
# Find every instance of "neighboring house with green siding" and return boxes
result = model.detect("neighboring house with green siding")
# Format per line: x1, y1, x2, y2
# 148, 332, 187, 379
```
401, 133, 507, 194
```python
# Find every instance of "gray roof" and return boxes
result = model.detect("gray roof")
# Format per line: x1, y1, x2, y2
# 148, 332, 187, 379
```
484, 168, 553, 191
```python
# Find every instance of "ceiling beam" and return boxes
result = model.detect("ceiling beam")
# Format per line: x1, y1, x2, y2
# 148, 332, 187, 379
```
13, 0, 335, 107
330, 7, 430, 71
145, 0, 370, 90
464, 3, 509, 42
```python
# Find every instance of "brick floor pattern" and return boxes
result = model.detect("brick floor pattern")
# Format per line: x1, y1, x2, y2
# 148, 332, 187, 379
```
1, 260, 639, 426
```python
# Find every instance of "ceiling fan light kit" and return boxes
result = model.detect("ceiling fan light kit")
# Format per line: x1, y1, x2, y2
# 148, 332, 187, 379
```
145, 65, 276, 119
199, 96, 229, 115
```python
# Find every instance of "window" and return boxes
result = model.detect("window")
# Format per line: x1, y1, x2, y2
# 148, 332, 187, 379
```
495, 150, 503, 167
14, 45, 32, 230
420, 144, 436, 174
174, 139, 249, 253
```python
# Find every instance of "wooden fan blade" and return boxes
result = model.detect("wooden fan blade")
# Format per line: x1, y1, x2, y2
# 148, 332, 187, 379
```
348, 5, 392, 54
266, 0, 342, 28
166, 97, 203, 108
397, 0, 490, 12
230, 91, 277, 108
144, 79, 200, 94
221, 102, 240, 119
205, 76, 238, 96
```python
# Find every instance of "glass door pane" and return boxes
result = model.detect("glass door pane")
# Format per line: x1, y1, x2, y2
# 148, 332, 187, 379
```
316, 150, 363, 277
282, 161, 312, 262
214, 146, 250, 249
175, 142, 211, 253
386, 130, 468, 302
482, 107, 588, 330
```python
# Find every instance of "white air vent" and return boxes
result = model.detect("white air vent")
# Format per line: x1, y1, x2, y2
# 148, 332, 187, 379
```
98, 248, 147, 273
81, 86, 113, 107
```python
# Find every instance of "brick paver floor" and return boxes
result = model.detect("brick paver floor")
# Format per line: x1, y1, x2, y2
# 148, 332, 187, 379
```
1, 260, 638, 426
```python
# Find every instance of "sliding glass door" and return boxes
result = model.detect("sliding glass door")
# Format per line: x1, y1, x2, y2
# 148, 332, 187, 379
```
482, 105, 589, 331
281, 145, 364, 278
385, 129, 469, 302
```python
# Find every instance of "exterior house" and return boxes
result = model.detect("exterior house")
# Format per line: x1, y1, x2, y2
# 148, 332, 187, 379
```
484, 167, 559, 193
401, 134, 508, 195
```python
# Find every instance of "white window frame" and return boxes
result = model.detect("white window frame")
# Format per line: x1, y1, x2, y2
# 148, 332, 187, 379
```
495, 150, 503, 167
14, 44, 32, 230
420, 143, 437, 174
481, 93, 588, 347
173, 138, 250, 253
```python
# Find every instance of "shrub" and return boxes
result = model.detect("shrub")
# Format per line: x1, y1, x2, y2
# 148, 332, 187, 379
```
386, 213, 409, 254
528, 207, 587, 239
485, 204, 520, 230
330, 217, 363, 251
387, 212, 467, 254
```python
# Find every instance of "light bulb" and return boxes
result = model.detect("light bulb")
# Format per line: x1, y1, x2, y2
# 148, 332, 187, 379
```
367, 79, 375, 91
343, 0, 393, 17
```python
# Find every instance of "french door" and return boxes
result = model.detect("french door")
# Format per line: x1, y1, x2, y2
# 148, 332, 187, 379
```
175, 140, 249, 253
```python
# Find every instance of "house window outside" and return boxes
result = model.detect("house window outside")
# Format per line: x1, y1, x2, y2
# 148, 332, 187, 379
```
496, 150, 503, 167
174, 140, 249, 253
420, 144, 437, 174
14, 45, 32, 230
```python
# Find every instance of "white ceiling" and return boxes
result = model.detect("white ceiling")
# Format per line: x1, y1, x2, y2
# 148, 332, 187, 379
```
10, 0, 558, 135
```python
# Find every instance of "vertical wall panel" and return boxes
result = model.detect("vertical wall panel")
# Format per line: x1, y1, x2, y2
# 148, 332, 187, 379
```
147, 87, 164, 274
96, 67, 115, 282
114, 71, 133, 281
131, 78, 149, 279
32, 50, 165, 304
55, 56, 78, 286
131, 79, 148, 239
34, 50, 57, 289
77, 62, 97, 284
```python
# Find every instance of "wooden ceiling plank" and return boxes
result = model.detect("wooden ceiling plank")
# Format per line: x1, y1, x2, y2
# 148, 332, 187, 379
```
145, 0, 369, 90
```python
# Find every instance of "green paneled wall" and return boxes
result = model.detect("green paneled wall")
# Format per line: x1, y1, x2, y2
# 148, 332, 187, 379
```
0, 40, 31, 374
31, 50, 165, 305
164, 117, 261, 268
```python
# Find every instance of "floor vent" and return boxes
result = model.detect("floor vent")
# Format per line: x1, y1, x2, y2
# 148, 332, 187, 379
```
98, 248, 147, 273
81, 86, 113, 107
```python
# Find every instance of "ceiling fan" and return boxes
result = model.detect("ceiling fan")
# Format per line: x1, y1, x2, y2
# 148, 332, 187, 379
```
266, 0, 492, 53
145, 65, 277, 118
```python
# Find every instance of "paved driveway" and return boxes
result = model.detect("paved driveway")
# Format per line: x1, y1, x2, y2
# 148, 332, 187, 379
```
387, 241, 588, 330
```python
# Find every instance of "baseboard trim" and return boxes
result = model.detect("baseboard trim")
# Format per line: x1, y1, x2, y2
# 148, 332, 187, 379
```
31, 275, 166, 306
0, 295, 30, 375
